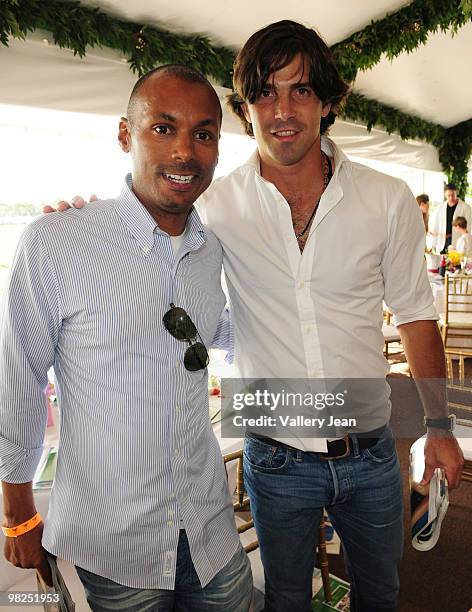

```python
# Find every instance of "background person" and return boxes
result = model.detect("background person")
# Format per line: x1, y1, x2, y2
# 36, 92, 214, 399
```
428, 183, 472, 253
416, 193, 429, 232
453, 216, 472, 257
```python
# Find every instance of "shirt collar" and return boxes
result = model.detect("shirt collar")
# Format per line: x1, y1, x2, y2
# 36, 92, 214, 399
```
242, 135, 352, 178
114, 174, 206, 252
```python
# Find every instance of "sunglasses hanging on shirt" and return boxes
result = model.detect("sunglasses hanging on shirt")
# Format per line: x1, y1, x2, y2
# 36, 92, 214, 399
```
163, 303, 209, 371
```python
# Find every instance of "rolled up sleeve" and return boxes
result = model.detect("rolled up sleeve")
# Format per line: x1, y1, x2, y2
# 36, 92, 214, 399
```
382, 182, 438, 327
0, 224, 61, 483
210, 307, 234, 363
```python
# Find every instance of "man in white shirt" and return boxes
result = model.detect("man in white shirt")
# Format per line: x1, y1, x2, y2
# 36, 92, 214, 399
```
51, 20, 464, 612
198, 20, 464, 612
453, 216, 472, 256
428, 183, 472, 253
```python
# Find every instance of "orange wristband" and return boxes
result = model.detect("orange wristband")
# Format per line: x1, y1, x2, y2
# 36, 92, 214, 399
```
2, 512, 42, 538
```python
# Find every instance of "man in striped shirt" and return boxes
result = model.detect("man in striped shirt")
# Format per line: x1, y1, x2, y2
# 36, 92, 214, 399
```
0, 66, 252, 611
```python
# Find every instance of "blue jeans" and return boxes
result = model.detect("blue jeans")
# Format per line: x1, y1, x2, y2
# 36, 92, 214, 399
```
75, 531, 252, 611
243, 427, 403, 612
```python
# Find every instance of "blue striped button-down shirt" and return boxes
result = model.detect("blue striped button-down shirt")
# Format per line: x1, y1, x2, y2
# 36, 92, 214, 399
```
0, 175, 240, 589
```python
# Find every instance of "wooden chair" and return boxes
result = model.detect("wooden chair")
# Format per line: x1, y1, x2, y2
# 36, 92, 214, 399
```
223, 449, 258, 553
447, 379, 472, 419
456, 419, 472, 484
383, 309, 402, 359
440, 274, 472, 383
223, 449, 333, 602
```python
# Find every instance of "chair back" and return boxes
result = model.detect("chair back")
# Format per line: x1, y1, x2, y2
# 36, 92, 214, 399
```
442, 274, 472, 382
444, 274, 472, 325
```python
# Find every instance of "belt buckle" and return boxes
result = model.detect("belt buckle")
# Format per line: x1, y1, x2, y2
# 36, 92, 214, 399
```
319, 436, 351, 461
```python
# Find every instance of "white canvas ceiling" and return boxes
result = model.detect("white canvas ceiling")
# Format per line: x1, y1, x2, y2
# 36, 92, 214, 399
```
0, 0, 470, 172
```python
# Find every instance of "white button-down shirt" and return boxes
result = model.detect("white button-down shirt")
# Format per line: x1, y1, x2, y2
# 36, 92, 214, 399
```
198, 137, 438, 450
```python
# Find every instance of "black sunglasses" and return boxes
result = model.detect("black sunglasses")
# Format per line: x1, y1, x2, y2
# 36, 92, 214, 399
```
163, 303, 209, 371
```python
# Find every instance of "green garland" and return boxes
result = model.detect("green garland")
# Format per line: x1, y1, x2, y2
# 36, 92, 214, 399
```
0, 0, 235, 86
341, 93, 445, 148
1, 0, 471, 195
440, 119, 472, 196
341, 96, 472, 197
332, 0, 468, 82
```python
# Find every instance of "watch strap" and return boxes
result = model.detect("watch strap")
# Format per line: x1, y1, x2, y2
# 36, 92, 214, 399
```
424, 414, 456, 431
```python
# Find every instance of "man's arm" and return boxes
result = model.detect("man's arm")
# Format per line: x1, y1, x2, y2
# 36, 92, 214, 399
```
1, 482, 52, 584
398, 320, 464, 490
0, 225, 60, 585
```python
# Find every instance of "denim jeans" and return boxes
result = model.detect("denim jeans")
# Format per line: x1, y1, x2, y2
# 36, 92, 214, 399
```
75, 531, 252, 611
243, 427, 403, 612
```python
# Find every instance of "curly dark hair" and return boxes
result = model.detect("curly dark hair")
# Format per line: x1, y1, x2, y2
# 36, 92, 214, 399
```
228, 20, 349, 137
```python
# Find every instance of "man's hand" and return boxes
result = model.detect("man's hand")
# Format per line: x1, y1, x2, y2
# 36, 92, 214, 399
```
2, 482, 53, 585
42, 194, 97, 214
421, 432, 464, 490
3, 521, 53, 586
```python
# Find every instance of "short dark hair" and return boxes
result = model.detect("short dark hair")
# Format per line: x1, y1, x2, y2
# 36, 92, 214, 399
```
444, 183, 457, 191
416, 194, 429, 205
127, 64, 222, 125
453, 216, 467, 229
228, 20, 350, 137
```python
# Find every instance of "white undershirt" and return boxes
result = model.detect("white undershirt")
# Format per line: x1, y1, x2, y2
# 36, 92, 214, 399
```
170, 231, 186, 255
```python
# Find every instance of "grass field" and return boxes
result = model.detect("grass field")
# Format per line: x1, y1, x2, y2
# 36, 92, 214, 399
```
0, 224, 28, 295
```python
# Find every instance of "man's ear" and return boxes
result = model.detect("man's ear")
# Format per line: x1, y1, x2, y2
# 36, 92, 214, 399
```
241, 102, 251, 125
321, 102, 332, 118
118, 117, 131, 152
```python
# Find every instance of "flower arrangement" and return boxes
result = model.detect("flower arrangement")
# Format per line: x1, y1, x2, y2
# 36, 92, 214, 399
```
446, 250, 462, 269
439, 249, 471, 275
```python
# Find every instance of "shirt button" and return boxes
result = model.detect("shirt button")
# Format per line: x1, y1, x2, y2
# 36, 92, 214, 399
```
143, 245, 150, 253
175, 361, 180, 368
298, 281, 305, 289
176, 405, 181, 412
175, 448, 180, 456
167, 520, 173, 526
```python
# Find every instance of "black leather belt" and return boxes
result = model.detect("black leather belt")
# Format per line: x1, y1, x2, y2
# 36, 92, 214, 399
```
246, 424, 387, 460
